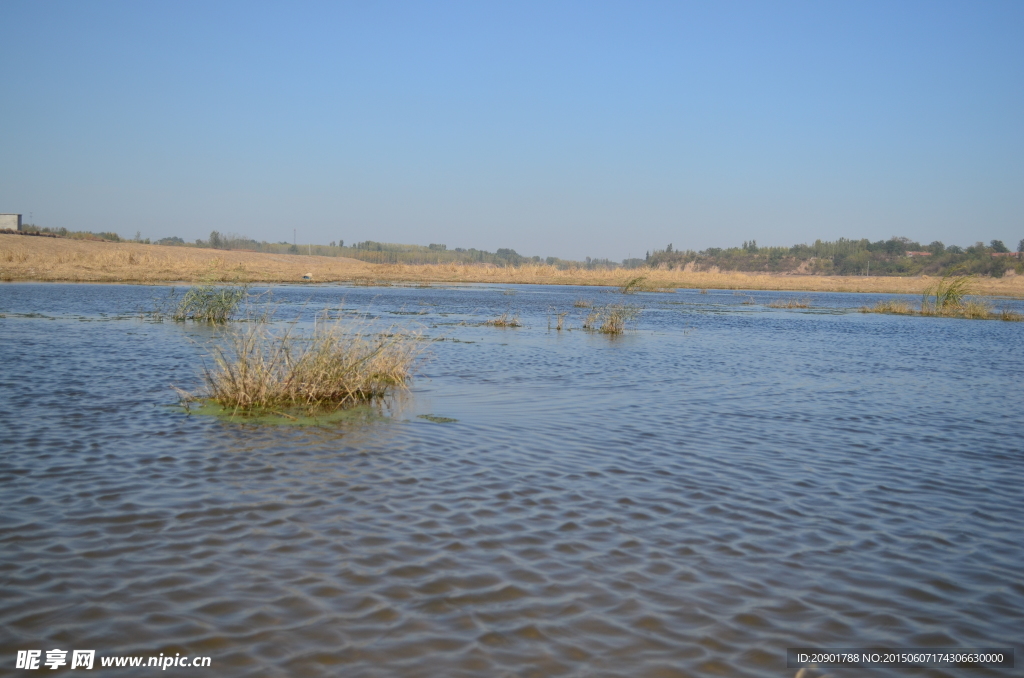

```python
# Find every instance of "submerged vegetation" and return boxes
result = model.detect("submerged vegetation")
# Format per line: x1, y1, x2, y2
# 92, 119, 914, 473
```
417, 414, 458, 424
767, 298, 811, 309
172, 285, 249, 323
189, 316, 421, 414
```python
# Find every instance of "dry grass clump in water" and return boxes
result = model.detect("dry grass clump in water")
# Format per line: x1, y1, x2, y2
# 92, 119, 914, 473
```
172, 285, 248, 323
198, 317, 421, 413
583, 304, 641, 334
865, 297, 1012, 320
485, 311, 521, 327
573, 298, 593, 308
999, 309, 1024, 321
955, 299, 993, 320
862, 299, 915, 315
767, 298, 811, 309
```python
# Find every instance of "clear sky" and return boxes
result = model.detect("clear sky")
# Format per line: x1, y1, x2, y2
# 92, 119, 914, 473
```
2, 0, 1022, 260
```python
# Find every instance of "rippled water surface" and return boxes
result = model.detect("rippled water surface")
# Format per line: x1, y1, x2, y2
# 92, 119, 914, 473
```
2, 283, 1022, 677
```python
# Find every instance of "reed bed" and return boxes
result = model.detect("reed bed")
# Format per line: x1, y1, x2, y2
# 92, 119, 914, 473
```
863, 299, 915, 315
195, 316, 421, 414
862, 279, 1022, 320
5, 235, 1024, 298
920, 299, 992, 320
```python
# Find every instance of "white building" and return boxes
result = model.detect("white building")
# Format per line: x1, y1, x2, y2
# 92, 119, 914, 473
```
0, 214, 22, 231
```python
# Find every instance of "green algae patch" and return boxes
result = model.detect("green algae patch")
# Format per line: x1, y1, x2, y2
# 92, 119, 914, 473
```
417, 414, 458, 424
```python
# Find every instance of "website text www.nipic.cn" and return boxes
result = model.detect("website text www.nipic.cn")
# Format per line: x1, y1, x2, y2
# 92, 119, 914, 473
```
16, 650, 212, 670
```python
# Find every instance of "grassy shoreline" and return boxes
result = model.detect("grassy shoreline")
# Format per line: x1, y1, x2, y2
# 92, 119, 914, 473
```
4, 233, 1024, 297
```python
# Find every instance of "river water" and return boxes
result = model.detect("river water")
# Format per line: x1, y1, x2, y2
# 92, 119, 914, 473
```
1, 282, 1022, 677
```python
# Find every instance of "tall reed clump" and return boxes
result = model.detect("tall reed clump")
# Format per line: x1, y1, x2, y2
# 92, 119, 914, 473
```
921, 274, 973, 315
199, 316, 421, 413
173, 285, 248, 323
620, 276, 649, 294
620, 275, 673, 294
583, 304, 641, 334
919, 274, 1003, 319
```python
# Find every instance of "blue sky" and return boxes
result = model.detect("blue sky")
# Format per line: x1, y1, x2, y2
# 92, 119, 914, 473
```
2, 1, 1021, 260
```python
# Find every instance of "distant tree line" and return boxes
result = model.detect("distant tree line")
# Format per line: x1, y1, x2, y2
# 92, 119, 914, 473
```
646, 236, 1024, 278
174, 232, 629, 270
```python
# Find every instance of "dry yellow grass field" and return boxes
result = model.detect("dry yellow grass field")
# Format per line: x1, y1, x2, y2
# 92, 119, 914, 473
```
0, 234, 373, 283
3, 233, 1024, 297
